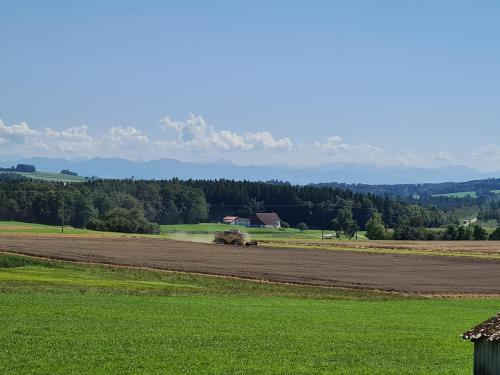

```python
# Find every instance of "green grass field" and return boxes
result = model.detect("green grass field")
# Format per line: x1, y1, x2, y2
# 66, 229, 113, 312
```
0, 221, 100, 235
433, 190, 500, 198
0, 252, 496, 374
0, 221, 348, 240
0, 170, 85, 182
0, 221, 369, 243
160, 223, 368, 241
2, 220, 498, 245
433, 191, 478, 198
477, 219, 498, 229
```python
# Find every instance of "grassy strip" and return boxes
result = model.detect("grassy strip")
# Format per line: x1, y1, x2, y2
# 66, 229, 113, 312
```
433, 191, 477, 198
0, 220, 369, 241
160, 223, 368, 241
260, 241, 500, 261
0, 221, 118, 235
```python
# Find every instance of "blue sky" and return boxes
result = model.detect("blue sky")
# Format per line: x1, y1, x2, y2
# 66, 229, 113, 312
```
1, 1, 499, 170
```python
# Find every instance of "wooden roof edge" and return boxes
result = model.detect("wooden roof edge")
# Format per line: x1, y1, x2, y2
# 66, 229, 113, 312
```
463, 313, 500, 341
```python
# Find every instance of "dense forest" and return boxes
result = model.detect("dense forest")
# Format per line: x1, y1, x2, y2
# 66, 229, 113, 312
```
0, 176, 455, 232
0, 175, 498, 239
184, 179, 448, 229
0, 176, 208, 234
317, 178, 500, 198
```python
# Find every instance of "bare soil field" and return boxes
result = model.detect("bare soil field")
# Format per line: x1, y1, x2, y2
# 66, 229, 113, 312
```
1, 234, 500, 295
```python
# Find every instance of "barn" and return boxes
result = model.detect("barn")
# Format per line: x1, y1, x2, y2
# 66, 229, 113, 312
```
463, 313, 500, 374
250, 212, 281, 228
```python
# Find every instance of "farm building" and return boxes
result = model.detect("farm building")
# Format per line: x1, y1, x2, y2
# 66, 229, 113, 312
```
250, 212, 281, 228
223, 216, 238, 225
463, 218, 478, 226
235, 217, 251, 227
463, 313, 500, 374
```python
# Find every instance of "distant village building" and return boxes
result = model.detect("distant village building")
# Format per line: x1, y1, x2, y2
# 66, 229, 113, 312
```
463, 312, 500, 374
235, 217, 251, 227
463, 218, 479, 226
223, 216, 238, 225
250, 212, 281, 228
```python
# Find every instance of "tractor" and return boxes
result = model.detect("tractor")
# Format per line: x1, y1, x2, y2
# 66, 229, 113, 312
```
213, 230, 257, 246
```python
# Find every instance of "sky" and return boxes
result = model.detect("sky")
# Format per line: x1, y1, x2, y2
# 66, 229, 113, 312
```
1, 0, 499, 171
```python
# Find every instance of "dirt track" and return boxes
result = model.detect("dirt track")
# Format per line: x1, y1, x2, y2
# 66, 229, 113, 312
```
1, 234, 500, 294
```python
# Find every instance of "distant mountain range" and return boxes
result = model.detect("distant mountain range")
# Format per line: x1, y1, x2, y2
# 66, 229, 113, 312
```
0, 157, 498, 185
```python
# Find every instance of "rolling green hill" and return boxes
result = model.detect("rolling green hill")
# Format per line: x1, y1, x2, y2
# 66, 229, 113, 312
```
432, 191, 478, 198
0, 171, 85, 183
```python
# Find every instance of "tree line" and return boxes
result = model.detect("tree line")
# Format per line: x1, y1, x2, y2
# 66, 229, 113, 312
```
316, 178, 500, 198
0, 164, 36, 173
0, 179, 208, 234
184, 179, 453, 230
0, 177, 498, 239
365, 213, 499, 241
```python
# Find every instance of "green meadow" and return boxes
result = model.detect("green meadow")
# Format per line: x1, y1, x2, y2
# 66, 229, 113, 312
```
0, 221, 97, 235
0, 252, 497, 374
433, 191, 478, 198
0, 221, 370, 244
160, 223, 368, 242
432, 190, 500, 199
0, 170, 86, 183
0, 221, 339, 241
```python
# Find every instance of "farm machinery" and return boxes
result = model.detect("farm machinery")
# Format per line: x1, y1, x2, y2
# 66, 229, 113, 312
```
213, 230, 257, 246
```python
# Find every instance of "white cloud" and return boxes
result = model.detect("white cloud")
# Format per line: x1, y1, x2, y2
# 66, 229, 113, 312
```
42, 126, 98, 153
470, 144, 500, 171
3, 115, 499, 172
432, 151, 455, 163
107, 127, 149, 145
303, 136, 385, 165
160, 116, 185, 133
159, 113, 292, 151
1, 115, 385, 165
245, 131, 292, 150
31, 125, 151, 156
313, 136, 383, 153
44, 126, 94, 142
472, 143, 500, 160
0, 120, 38, 143
313, 136, 343, 149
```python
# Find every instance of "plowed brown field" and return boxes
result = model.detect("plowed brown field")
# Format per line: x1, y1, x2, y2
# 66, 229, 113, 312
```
1, 234, 500, 295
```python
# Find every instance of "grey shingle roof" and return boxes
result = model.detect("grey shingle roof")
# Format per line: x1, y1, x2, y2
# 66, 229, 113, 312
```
463, 313, 500, 342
